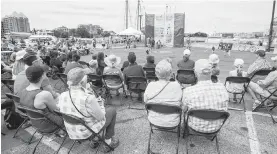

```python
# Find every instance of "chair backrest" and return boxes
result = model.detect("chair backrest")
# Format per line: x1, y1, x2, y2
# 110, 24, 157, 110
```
5, 93, 20, 103
79, 61, 89, 67
145, 103, 182, 115
225, 77, 250, 85
56, 110, 96, 134
187, 109, 229, 121
102, 74, 122, 81
1, 79, 15, 93
176, 69, 197, 84
143, 67, 155, 73
127, 76, 147, 84
87, 74, 103, 86
16, 105, 46, 121
251, 70, 272, 80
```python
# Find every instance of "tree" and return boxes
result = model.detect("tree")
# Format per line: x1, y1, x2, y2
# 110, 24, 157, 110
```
97, 27, 103, 35
69, 28, 77, 37
189, 32, 208, 37
53, 30, 69, 38
76, 26, 90, 38
102, 31, 111, 37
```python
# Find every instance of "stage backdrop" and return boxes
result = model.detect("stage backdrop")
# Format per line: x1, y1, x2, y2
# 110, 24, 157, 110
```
145, 13, 185, 47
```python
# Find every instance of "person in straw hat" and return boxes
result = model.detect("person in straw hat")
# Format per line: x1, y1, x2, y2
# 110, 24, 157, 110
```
103, 54, 124, 96
209, 54, 220, 83
12, 49, 27, 79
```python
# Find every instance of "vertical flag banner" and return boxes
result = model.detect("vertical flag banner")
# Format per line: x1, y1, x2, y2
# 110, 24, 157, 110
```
165, 14, 175, 47
154, 14, 165, 45
145, 14, 155, 46
174, 13, 185, 47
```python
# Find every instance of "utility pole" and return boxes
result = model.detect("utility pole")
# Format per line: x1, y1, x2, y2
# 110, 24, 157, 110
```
268, 0, 276, 52
125, 0, 129, 29
139, 15, 143, 30
137, 0, 140, 30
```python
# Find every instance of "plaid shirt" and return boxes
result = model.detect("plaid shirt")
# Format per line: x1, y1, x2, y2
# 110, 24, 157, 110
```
182, 80, 229, 133
57, 87, 106, 140
247, 57, 272, 78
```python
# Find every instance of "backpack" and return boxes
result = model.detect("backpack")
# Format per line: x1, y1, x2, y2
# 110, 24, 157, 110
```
4, 103, 25, 130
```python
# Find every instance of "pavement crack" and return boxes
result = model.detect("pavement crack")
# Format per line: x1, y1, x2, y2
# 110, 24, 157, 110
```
116, 115, 146, 124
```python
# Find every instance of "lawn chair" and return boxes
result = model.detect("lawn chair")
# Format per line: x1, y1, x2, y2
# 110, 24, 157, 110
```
17, 105, 67, 154
143, 67, 158, 83
79, 61, 89, 67
1, 79, 14, 93
145, 104, 182, 154
183, 109, 230, 154
102, 74, 127, 101
252, 89, 277, 124
55, 111, 114, 153
224, 77, 250, 112
176, 69, 197, 85
5, 93, 32, 143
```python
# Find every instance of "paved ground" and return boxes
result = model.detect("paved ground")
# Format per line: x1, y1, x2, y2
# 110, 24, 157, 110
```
1, 47, 277, 154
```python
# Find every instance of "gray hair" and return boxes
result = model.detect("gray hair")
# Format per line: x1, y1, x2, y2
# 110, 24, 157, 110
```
155, 59, 172, 80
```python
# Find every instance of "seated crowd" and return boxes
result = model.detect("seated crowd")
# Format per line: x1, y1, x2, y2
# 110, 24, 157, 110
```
2, 45, 277, 152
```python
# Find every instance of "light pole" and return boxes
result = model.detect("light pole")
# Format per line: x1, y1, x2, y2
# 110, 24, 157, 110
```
268, 0, 276, 52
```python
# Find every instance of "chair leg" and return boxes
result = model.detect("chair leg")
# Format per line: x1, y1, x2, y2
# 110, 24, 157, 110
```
185, 135, 189, 154
55, 135, 67, 154
147, 128, 152, 154
13, 118, 28, 138
28, 129, 38, 145
176, 126, 180, 154
265, 105, 277, 124
68, 141, 76, 154
215, 136, 220, 154
32, 135, 44, 154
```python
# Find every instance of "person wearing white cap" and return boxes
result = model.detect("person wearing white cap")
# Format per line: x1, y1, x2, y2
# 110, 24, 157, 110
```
12, 49, 27, 79
177, 49, 195, 70
248, 56, 277, 110
182, 59, 229, 133
226, 59, 247, 102
209, 54, 220, 83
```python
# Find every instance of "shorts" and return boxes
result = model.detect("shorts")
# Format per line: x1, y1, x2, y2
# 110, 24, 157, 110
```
102, 44, 105, 47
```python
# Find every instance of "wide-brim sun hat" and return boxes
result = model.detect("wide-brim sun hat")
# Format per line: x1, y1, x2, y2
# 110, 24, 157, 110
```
209, 54, 220, 64
67, 68, 86, 86
104, 54, 121, 67
195, 59, 212, 74
234, 59, 244, 67
16, 50, 27, 61
89, 60, 98, 68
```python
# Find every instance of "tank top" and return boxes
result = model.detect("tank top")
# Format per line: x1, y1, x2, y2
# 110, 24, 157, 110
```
19, 89, 59, 133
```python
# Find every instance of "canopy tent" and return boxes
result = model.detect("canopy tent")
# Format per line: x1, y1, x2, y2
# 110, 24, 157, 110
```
118, 27, 143, 36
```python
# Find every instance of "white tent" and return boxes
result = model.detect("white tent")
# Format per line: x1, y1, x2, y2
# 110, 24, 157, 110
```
118, 27, 143, 36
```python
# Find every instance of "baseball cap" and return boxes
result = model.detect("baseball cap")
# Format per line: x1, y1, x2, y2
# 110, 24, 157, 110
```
25, 65, 44, 83
255, 50, 266, 57
195, 59, 212, 74
209, 54, 220, 64
183, 49, 191, 56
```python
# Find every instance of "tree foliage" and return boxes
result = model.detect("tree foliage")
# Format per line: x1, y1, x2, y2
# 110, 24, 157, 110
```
189, 32, 208, 37
76, 26, 90, 38
53, 30, 69, 38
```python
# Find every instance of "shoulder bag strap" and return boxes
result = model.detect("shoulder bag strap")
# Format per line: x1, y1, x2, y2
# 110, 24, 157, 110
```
148, 82, 170, 100
68, 89, 89, 118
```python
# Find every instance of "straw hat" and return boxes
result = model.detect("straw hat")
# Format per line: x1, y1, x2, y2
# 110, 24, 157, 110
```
104, 54, 121, 67
209, 54, 220, 64
195, 59, 212, 74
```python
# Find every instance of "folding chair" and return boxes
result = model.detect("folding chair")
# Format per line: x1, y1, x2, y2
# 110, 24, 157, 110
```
55, 73, 68, 91
17, 105, 67, 154
1, 79, 14, 93
102, 74, 127, 100
55, 111, 114, 153
145, 104, 182, 154
126, 76, 147, 109
183, 109, 230, 154
176, 69, 197, 85
87, 74, 106, 98
79, 61, 89, 67
250, 70, 272, 81
5, 93, 32, 143
253, 89, 277, 124
224, 77, 250, 112
143, 67, 158, 83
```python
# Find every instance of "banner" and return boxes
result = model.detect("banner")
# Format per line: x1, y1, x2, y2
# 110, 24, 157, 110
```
154, 14, 165, 45
174, 13, 185, 47
145, 14, 155, 46
165, 14, 174, 47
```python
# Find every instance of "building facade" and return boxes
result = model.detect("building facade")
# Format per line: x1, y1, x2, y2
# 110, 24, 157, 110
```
56, 26, 69, 33
1, 12, 31, 34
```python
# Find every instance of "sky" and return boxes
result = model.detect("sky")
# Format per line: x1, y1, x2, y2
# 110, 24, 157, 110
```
1, 0, 276, 34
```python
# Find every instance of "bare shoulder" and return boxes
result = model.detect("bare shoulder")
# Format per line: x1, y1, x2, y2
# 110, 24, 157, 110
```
36, 91, 53, 98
